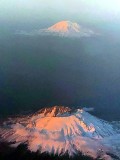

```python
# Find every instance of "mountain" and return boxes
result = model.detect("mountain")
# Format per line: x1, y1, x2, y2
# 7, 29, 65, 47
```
44, 21, 95, 37
47, 21, 80, 33
17, 21, 95, 37
0, 106, 120, 159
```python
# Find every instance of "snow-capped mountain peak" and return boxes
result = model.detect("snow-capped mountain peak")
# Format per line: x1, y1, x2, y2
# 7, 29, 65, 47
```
0, 106, 120, 159
47, 21, 80, 33
17, 20, 96, 37
45, 20, 94, 37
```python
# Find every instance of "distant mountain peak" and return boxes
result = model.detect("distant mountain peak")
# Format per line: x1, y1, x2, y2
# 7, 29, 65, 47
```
17, 20, 97, 37
44, 20, 95, 37
47, 21, 81, 33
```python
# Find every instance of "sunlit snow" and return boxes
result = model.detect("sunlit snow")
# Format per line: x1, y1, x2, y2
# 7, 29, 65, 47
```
0, 106, 120, 159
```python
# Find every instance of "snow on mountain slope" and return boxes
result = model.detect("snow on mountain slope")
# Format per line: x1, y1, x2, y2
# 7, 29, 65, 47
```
0, 106, 120, 159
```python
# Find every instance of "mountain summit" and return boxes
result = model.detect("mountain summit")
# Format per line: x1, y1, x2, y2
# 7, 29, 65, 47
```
0, 106, 120, 159
45, 21, 94, 37
35, 106, 71, 117
17, 20, 96, 37
47, 21, 81, 33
